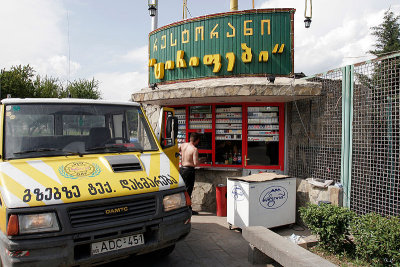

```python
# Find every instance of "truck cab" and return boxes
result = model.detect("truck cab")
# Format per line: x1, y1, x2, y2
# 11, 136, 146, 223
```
0, 98, 190, 266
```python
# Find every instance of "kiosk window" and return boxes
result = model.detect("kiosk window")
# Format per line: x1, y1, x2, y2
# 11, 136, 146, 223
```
247, 106, 280, 166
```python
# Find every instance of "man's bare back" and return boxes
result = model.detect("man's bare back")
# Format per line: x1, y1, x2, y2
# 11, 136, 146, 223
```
179, 142, 199, 167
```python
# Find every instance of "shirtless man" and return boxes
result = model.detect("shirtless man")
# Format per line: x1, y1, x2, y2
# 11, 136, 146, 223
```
179, 132, 200, 214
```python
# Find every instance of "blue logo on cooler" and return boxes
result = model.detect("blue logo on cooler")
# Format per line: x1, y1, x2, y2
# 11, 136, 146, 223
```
259, 186, 288, 209
231, 185, 245, 201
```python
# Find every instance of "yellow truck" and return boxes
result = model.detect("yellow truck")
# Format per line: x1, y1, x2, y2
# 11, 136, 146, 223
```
0, 98, 191, 266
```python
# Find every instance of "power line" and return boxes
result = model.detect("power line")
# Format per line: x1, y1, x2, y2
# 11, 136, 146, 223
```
186, 6, 193, 18
67, 10, 71, 87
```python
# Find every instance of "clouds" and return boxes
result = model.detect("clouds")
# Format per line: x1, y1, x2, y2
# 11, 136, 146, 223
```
94, 46, 148, 100
260, 0, 400, 75
95, 71, 147, 101
0, 0, 69, 75
33, 56, 81, 78
118, 46, 148, 68
0, 0, 147, 100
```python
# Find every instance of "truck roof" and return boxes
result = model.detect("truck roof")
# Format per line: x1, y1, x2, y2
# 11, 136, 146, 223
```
1, 98, 140, 106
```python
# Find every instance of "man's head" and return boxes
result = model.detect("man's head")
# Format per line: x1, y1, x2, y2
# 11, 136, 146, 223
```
190, 132, 201, 146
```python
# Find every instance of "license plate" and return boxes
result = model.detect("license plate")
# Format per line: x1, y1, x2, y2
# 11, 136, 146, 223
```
91, 234, 144, 255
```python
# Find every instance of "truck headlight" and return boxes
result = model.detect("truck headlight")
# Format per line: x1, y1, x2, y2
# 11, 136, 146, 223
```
163, 192, 187, 212
18, 213, 60, 234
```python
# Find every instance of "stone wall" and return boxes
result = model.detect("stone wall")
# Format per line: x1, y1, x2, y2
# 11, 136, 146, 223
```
296, 178, 343, 223
191, 169, 242, 212
142, 103, 161, 131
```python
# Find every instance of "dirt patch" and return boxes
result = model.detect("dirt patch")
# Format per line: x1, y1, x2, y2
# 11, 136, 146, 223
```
309, 246, 370, 267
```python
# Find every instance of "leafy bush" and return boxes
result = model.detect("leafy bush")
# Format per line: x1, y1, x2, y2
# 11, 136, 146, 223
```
350, 213, 400, 266
299, 203, 356, 252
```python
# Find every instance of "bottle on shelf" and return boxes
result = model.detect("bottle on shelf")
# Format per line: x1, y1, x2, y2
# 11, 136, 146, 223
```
233, 153, 238, 164
228, 151, 233, 164
224, 152, 229, 165
237, 151, 242, 164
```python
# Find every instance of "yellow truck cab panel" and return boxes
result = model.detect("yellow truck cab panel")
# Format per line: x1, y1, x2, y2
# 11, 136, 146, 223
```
0, 99, 190, 266
157, 107, 180, 172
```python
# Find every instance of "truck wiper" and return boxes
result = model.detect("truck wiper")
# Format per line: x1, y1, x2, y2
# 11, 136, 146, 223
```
86, 145, 128, 152
14, 148, 83, 157
14, 148, 59, 154
62, 150, 83, 157
86, 145, 143, 153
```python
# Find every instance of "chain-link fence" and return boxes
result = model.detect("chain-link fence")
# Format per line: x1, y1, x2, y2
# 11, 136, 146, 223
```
287, 69, 343, 183
352, 54, 400, 216
288, 52, 400, 216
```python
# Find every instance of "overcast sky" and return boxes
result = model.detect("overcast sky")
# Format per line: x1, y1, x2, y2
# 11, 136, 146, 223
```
0, 0, 398, 100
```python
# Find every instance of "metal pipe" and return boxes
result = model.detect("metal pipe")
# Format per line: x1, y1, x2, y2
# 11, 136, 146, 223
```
151, 13, 158, 31
150, 0, 158, 31
341, 65, 354, 208
183, 0, 187, 19
230, 0, 238, 11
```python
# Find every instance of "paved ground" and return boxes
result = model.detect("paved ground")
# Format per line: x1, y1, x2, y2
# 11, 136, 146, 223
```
103, 212, 312, 267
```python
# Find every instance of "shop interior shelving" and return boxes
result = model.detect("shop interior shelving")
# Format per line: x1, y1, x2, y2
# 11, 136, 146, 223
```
214, 106, 243, 166
215, 106, 242, 141
171, 104, 283, 170
247, 106, 279, 142
175, 108, 186, 145
189, 106, 212, 130
188, 106, 213, 166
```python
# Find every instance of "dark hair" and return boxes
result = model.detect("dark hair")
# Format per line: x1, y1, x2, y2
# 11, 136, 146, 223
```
190, 132, 200, 142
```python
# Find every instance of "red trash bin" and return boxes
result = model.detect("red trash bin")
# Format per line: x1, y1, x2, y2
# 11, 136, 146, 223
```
216, 184, 227, 217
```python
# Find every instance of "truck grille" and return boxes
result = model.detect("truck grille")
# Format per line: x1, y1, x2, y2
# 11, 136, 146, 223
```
110, 162, 142, 172
104, 155, 143, 173
68, 197, 157, 228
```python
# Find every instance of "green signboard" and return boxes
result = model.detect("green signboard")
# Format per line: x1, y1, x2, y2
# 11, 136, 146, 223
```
148, 9, 295, 84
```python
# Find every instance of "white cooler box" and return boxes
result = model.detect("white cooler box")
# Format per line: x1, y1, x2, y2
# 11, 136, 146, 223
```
227, 173, 296, 229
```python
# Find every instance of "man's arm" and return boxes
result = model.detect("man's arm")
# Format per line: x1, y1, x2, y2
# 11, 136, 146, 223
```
193, 147, 200, 167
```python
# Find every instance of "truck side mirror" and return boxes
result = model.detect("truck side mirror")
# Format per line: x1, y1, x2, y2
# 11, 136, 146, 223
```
166, 116, 178, 140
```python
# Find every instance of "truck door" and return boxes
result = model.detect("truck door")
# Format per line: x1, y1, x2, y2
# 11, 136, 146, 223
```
157, 107, 179, 170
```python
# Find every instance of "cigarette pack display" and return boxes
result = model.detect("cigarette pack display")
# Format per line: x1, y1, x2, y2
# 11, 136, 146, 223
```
189, 106, 212, 130
248, 124, 279, 130
248, 106, 279, 112
247, 106, 279, 143
216, 113, 242, 118
175, 108, 187, 145
216, 107, 242, 113
215, 105, 243, 141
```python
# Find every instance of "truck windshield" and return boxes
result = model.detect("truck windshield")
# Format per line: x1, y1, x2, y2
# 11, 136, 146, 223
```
4, 103, 159, 159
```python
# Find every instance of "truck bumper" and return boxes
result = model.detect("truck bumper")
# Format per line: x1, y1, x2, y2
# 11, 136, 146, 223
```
0, 209, 191, 266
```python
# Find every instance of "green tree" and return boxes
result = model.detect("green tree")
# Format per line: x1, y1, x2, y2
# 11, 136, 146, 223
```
61, 78, 102, 99
370, 8, 400, 56
0, 65, 101, 99
0, 65, 36, 98
33, 76, 62, 98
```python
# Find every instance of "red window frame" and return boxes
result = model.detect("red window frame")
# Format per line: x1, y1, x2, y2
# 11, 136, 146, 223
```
171, 103, 285, 171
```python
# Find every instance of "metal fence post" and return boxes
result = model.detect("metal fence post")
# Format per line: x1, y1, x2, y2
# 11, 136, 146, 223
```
341, 65, 353, 208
